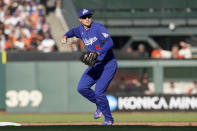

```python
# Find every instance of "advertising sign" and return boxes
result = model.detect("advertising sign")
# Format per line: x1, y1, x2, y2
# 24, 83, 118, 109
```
107, 94, 197, 112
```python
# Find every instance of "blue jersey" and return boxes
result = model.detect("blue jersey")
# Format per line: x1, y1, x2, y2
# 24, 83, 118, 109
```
64, 22, 115, 61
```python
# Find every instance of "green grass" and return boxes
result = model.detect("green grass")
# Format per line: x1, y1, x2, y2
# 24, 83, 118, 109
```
0, 112, 197, 123
114, 112, 197, 122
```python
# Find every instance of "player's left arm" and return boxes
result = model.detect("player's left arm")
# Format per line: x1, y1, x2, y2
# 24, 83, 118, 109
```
97, 26, 113, 55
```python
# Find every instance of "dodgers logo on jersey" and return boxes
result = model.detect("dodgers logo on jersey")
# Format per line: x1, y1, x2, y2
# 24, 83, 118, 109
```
83, 37, 98, 46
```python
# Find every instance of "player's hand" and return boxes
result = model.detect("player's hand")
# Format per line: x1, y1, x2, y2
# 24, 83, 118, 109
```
61, 36, 67, 44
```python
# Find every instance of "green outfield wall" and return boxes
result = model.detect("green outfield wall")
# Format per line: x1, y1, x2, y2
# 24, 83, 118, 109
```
1, 52, 197, 112
3, 60, 197, 113
0, 63, 5, 110
4, 61, 97, 113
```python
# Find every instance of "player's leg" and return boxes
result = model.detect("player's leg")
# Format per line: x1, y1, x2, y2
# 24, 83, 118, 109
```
77, 67, 97, 104
94, 59, 117, 124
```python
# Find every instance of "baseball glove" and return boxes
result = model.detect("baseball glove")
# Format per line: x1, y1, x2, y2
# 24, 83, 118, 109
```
80, 52, 98, 66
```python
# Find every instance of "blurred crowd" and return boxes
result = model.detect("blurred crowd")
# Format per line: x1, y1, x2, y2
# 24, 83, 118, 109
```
124, 41, 192, 59
108, 72, 153, 95
164, 80, 197, 95
151, 41, 192, 59
0, 0, 194, 57
0, 0, 57, 53
107, 69, 197, 95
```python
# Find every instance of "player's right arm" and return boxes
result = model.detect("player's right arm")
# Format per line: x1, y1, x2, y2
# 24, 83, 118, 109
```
61, 27, 81, 44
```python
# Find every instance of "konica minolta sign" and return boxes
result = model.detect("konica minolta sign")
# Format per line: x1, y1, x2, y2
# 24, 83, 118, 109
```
107, 95, 197, 112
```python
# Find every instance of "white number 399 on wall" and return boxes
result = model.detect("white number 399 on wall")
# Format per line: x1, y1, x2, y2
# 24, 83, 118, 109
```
6, 90, 43, 108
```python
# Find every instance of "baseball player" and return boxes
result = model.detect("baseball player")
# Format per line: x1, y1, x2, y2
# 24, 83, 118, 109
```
61, 8, 117, 125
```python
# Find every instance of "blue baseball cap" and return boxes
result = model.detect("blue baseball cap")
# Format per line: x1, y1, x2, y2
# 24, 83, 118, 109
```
78, 8, 92, 18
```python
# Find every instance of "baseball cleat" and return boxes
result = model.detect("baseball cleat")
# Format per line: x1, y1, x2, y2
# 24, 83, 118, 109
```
102, 120, 113, 125
94, 109, 102, 119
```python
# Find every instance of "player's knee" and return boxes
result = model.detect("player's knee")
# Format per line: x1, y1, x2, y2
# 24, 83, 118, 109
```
77, 87, 83, 94
77, 86, 86, 94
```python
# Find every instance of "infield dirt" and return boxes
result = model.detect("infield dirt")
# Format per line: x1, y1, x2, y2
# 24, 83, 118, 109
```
21, 122, 197, 126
